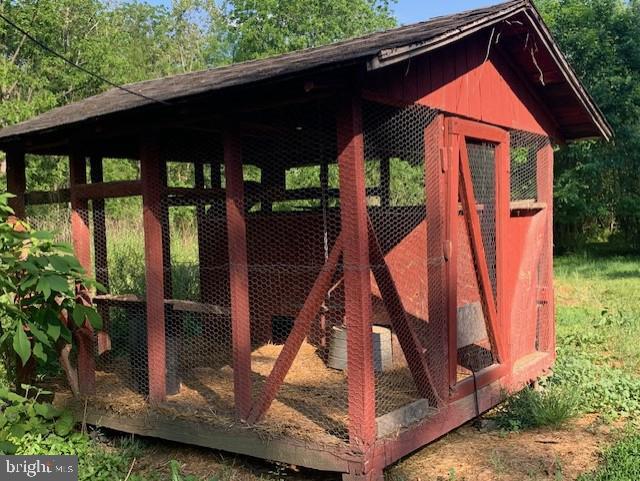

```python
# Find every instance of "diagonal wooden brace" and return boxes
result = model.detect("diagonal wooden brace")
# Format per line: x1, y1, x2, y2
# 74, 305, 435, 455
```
367, 217, 441, 406
247, 233, 344, 424
459, 142, 505, 363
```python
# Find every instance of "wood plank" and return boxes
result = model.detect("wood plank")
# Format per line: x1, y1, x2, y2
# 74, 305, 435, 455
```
224, 129, 252, 420
337, 93, 377, 447
140, 138, 167, 403
69, 152, 95, 395
90, 156, 111, 355
6, 149, 26, 218
73, 180, 142, 199
376, 399, 436, 439
445, 125, 460, 387
458, 141, 505, 363
424, 115, 449, 400
247, 234, 343, 424
367, 218, 440, 404
60, 404, 357, 474
24, 189, 70, 205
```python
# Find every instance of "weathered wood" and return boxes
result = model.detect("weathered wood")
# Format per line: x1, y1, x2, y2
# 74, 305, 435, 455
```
445, 126, 460, 386
69, 152, 95, 395
6, 149, 26, 218
90, 156, 111, 355
248, 234, 343, 424
140, 137, 167, 403
60, 403, 358, 474
224, 129, 252, 420
424, 115, 449, 399
24, 189, 70, 205
337, 93, 377, 448
376, 399, 436, 439
73, 180, 142, 199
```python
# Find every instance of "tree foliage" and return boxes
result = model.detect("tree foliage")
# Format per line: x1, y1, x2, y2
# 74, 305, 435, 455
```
535, 0, 640, 251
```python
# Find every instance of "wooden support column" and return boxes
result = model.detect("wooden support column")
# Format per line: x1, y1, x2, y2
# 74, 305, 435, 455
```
70, 152, 96, 395
140, 138, 167, 403
6, 149, 26, 218
224, 130, 252, 420
445, 126, 460, 387
337, 93, 377, 449
424, 115, 449, 400
90, 156, 111, 355
537, 144, 555, 354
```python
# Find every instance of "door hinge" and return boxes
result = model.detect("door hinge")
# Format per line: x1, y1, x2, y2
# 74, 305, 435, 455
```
440, 147, 448, 173
443, 240, 452, 261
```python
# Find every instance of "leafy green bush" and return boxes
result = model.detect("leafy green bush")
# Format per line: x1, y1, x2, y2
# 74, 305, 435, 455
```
0, 193, 103, 394
0, 385, 74, 454
493, 386, 579, 431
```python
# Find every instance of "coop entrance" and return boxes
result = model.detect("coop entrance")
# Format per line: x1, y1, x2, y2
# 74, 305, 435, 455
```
446, 118, 510, 388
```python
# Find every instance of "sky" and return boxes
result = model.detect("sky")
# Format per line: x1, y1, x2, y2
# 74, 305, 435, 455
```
144, 0, 496, 25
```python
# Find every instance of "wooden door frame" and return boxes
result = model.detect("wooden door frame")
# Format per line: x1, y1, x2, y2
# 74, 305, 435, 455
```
445, 117, 511, 389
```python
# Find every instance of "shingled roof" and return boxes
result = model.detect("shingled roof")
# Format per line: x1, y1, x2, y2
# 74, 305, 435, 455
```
0, 0, 612, 145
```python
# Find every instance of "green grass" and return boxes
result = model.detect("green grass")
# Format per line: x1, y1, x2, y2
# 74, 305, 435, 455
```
578, 431, 640, 481
493, 385, 579, 431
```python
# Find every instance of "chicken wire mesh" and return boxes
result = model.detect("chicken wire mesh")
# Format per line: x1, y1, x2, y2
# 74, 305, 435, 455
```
16, 100, 556, 449
456, 142, 498, 380
361, 101, 443, 421
510, 130, 551, 202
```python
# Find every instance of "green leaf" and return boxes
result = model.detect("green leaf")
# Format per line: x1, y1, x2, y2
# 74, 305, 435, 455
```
13, 327, 31, 366
36, 276, 51, 299
71, 305, 86, 327
34, 403, 63, 420
0, 440, 17, 455
54, 410, 74, 437
85, 308, 103, 330
32, 343, 47, 362
9, 423, 27, 438
46, 274, 71, 294
47, 322, 61, 342
27, 322, 49, 346
48, 255, 70, 272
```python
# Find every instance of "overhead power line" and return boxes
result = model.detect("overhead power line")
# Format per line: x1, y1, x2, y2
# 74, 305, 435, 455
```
0, 12, 170, 106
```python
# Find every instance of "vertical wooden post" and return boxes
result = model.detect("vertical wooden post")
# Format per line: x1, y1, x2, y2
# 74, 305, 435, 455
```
90, 157, 111, 355
69, 152, 96, 395
6, 149, 26, 218
140, 138, 167, 403
495, 136, 511, 365
445, 124, 460, 387
337, 93, 376, 448
424, 115, 449, 400
224, 129, 252, 420
537, 144, 555, 354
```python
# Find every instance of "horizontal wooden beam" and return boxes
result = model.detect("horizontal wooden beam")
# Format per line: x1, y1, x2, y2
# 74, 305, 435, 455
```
25, 189, 70, 205
74, 180, 142, 199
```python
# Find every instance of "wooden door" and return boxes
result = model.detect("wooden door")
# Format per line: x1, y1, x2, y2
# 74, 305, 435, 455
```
445, 118, 510, 388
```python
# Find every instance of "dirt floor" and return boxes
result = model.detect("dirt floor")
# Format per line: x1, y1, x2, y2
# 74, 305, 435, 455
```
124, 414, 612, 481
54, 341, 421, 447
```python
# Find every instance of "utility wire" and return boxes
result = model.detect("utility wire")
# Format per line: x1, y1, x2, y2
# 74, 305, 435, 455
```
0, 12, 170, 106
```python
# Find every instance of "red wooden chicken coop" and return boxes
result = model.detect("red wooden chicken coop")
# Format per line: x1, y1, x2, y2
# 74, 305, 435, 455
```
0, 1, 610, 479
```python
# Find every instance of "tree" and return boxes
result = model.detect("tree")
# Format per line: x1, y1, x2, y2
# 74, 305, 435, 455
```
227, 0, 396, 62
535, 0, 640, 251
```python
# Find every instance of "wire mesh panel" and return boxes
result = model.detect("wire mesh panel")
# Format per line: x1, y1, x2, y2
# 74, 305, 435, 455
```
361, 101, 442, 425
510, 131, 551, 202
456, 142, 498, 380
